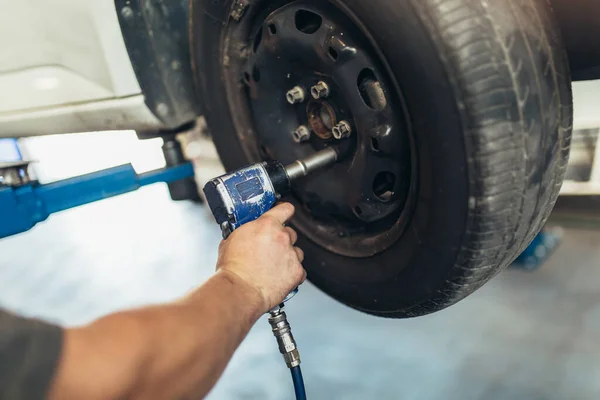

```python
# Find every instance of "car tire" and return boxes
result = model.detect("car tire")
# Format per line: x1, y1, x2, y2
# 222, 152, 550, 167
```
190, 0, 573, 317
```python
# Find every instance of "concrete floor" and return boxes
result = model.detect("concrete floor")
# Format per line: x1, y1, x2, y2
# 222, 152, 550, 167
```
1, 185, 600, 399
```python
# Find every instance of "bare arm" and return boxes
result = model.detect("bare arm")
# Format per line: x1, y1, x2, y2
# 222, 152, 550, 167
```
49, 204, 305, 400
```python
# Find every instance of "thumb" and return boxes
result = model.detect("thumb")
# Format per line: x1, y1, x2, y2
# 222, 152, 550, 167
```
263, 203, 295, 225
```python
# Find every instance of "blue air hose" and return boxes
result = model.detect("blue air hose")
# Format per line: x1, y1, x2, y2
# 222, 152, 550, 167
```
290, 365, 307, 400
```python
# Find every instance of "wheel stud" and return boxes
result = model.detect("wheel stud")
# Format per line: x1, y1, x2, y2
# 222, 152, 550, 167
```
286, 86, 306, 104
332, 121, 352, 139
293, 125, 311, 143
311, 81, 330, 99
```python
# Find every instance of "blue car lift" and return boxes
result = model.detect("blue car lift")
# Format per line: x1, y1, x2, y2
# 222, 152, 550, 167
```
511, 228, 563, 270
0, 161, 195, 239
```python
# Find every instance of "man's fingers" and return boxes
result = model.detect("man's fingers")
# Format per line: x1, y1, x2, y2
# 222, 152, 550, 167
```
285, 227, 298, 245
263, 203, 295, 225
294, 247, 305, 263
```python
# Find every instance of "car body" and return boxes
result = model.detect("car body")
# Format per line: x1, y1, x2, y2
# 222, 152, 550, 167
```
0, 0, 196, 137
1, 0, 599, 139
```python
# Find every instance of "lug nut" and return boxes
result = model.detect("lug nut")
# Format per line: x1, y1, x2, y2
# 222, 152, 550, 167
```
286, 86, 306, 104
311, 81, 330, 99
293, 125, 311, 143
332, 121, 352, 139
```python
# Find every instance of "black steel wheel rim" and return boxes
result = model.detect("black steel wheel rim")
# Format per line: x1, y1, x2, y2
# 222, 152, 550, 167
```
222, 0, 417, 258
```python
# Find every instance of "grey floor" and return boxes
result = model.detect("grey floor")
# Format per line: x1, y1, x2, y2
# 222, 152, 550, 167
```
1, 185, 600, 399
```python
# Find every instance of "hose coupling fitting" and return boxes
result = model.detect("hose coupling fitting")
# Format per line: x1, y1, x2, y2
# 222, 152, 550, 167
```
268, 308, 301, 369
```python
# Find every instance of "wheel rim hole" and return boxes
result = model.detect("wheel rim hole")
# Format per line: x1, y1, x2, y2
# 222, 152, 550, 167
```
328, 47, 339, 61
358, 68, 387, 111
252, 65, 261, 82
295, 10, 322, 34
371, 137, 380, 151
253, 28, 263, 53
373, 172, 395, 202
268, 24, 277, 35
354, 206, 363, 216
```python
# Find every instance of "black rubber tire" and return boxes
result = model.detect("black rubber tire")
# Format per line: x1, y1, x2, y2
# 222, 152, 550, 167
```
190, 0, 573, 317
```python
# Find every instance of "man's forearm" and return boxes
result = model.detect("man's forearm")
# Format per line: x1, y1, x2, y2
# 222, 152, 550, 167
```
49, 270, 265, 400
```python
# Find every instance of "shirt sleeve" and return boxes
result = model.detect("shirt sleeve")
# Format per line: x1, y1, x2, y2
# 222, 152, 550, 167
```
0, 309, 63, 400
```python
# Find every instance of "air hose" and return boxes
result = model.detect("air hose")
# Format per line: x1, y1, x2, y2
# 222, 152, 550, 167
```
268, 307, 307, 400
290, 365, 307, 400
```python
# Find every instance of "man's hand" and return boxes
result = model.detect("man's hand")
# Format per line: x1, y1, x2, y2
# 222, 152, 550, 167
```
216, 203, 306, 312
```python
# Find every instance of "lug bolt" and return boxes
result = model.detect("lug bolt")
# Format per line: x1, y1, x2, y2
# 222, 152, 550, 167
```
332, 121, 352, 139
293, 125, 311, 143
311, 81, 330, 99
286, 86, 306, 104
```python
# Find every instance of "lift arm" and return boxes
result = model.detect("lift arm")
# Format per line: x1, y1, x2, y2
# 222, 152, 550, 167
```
0, 162, 195, 239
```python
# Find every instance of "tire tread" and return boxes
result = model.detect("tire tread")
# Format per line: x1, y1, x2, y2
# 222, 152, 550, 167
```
404, 0, 572, 315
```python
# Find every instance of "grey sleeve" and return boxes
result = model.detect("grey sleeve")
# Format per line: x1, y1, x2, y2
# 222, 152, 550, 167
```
0, 309, 63, 400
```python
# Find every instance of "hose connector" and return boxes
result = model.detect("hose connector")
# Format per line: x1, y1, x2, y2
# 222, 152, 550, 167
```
268, 307, 300, 368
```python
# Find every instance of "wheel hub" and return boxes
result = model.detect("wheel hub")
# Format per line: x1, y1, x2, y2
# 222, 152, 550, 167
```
240, 0, 413, 257
306, 100, 336, 139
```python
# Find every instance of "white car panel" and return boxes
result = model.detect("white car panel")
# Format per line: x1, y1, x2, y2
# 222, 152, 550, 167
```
0, 0, 163, 136
0, 95, 161, 137
0, 66, 114, 113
